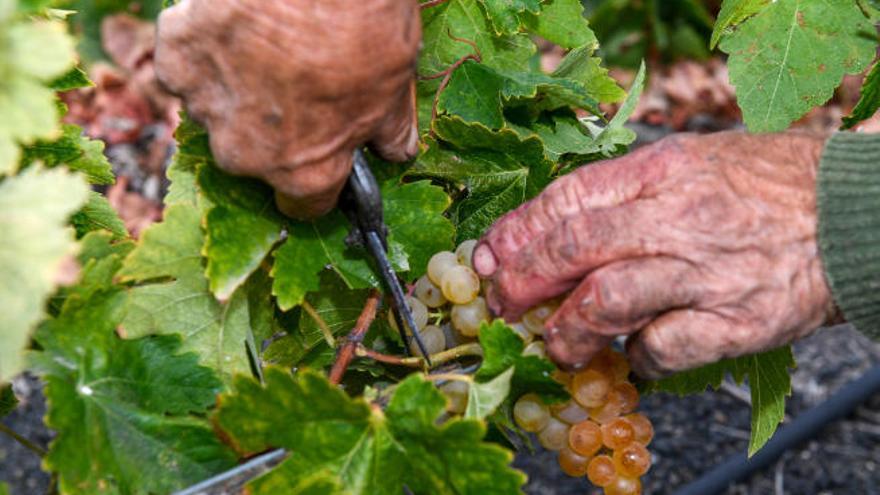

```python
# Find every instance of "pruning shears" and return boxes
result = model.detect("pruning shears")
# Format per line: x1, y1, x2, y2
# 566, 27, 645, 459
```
340, 149, 432, 365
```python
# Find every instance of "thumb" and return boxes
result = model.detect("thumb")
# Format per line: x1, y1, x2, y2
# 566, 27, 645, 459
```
270, 151, 354, 219
368, 79, 419, 163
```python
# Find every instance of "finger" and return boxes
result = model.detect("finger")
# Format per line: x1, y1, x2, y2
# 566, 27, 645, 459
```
625, 310, 736, 379
270, 151, 354, 219
473, 141, 675, 277
489, 201, 658, 317
546, 257, 697, 338
368, 79, 419, 163
545, 327, 614, 372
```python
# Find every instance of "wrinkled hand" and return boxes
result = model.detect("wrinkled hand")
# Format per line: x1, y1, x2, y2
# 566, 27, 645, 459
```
155, 0, 421, 218
473, 132, 839, 378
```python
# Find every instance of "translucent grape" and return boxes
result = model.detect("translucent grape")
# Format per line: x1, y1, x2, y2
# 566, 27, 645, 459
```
409, 324, 446, 356
589, 399, 623, 424
414, 275, 447, 308
601, 418, 635, 450
440, 380, 468, 415
613, 442, 651, 478
441, 265, 480, 304
451, 297, 489, 337
550, 400, 589, 425
624, 413, 654, 445
455, 239, 478, 268
572, 369, 611, 408
568, 420, 602, 457
521, 303, 556, 336
513, 394, 550, 432
509, 322, 534, 343
427, 251, 458, 285
607, 350, 631, 383
522, 341, 546, 359
558, 446, 590, 477
612, 382, 639, 414
587, 455, 617, 487
387, 296, 429, 333
604, 475, 641, 495
537, 417, 570, 451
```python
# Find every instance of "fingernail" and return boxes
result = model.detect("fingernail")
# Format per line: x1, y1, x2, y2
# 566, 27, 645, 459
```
473, 243, 498, 276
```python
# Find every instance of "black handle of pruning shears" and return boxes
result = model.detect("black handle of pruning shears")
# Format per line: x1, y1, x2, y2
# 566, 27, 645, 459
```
341, 150, 432, 365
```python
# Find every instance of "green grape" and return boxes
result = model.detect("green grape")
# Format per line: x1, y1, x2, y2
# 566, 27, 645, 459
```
572, 369, 611, 408
569, 420, 603, 457
601, 418, 635, 450
414, 275, 447, 308
513, 393, 550, 432
604, 475, 641, 495
612, 442, 651, 478
551, 400, 589, 425
522, 303, 556, 336
409, 324, 446, 356
537, 417, 570, 451
427, 251, 458, 285
451, 297, 488, 337
440, 380, 468, 415
455, 239, 478, 268
587, 455, 617, 487
508, 322, 534, 343
441, 265, 480, 304
522, 341, 546, 359
558, 446, 591, 477
388, 296, 429, 333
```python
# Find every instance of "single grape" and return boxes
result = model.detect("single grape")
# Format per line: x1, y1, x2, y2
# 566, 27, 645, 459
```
589, 399, 623, 424
558, 446, 591, 477
607, 349, 631, 383
451, 297, 489, 337
427, 251, 458, 285
387, 296, 429, 333
613, 442, 651, 478
441, 265, 480, 304
440, 380, 468, 415
603, 475, 641, 495
414, 275, 447, 308
537, 417, 570, 451
587, 455, 617, 487
551, 400, 589, 425
522, 341, 546, 359
572, 369, 611, 408
521, 303, 556, 336
613, 382, 639, 414
513, 394, 550, 432
623, 413, 654, 445
509, 322, 534, 343
568, 420, 602, 457
601, 417, 635, 450
409, 324, 446, 356
455, 239, 478, 268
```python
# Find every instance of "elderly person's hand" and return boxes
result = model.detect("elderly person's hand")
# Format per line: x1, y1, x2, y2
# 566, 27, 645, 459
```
474, 132, 839, 378
155, 0, 421, 218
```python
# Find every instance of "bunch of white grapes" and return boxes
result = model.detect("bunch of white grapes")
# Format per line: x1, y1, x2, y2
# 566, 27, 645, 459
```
396, 240, 653, 495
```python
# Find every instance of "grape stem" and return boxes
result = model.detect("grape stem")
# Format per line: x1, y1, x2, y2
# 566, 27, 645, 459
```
355, 342, 483, 370
329, 290, 382, 385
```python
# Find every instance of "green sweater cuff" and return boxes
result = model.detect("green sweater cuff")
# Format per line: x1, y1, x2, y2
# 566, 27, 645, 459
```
818, 132, 880, 339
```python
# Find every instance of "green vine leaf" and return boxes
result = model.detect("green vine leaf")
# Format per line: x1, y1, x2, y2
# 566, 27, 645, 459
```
551, 44, 626, 104
465, 367, 514, 419
647, 345, 795, 455
719, 0, 875, 132
710, 0, 771, 49
0, 384, 17, 418
70, 191, 127, 240
215, 368, 526, 495
476, 0, 541, 35
0, 167, 89, 382
842, 60, 880, 129
521, 0, 597, 49
21, 124, 115, 185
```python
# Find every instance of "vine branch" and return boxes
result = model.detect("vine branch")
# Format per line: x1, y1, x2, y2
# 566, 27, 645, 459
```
329, 290, 382, 385
355, 342, 483, 370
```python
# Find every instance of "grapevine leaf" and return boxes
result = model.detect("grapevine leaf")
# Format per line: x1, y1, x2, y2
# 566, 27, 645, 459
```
710, 0, 771, 49
476, 0, 541, 35
198, 163, 284, 301
0, 482, 7, 495
21, 124, 114, 185
648, 346, 795, 455
415, 117, 552, 241
215, 369, 526, 495
465, 367, 514, 419
0, 17, 76, 174
0, 384, 17, 418
0, 167, 89, 382
552, 44, 626, 104
118, 205, 269, 384
719, 0, 875, 132
476, 320, 567, 401
579, 60, 646, 160
166, 115, 211, 207
842, 60, 880, 129
509, 113, 598, 161
70, 191, 127, 239
272, 179, 452, 310
49, 66, 92, 91
438, 60, 601, 129
521, 0, 597, 49
33, 284, 235, 494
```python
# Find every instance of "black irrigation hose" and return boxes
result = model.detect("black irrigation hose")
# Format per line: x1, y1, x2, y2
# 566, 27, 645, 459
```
674, 365, 880, 495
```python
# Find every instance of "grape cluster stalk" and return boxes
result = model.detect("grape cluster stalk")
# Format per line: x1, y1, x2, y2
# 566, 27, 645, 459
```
392, 241, 653, 494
